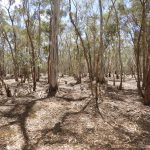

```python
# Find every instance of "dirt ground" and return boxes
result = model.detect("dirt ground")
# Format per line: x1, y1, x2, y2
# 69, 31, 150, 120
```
0, 75, 150, 150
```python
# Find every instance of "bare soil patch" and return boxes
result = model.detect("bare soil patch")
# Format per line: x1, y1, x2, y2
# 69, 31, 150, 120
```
0, 76, 150, 150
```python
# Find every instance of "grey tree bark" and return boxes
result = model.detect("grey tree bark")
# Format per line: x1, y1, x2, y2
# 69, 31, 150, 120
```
47, 0, 60, 97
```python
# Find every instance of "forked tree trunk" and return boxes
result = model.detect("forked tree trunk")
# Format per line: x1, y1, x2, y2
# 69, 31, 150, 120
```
47, 0, 60, 97
69, 0, 94, 95
69, 0, 93, 81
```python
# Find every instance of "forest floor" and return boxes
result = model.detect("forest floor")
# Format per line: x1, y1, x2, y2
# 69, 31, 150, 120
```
0, 75, 150, 150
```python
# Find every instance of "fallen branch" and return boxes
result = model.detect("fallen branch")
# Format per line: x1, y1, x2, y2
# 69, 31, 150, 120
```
56, 96, 89, 102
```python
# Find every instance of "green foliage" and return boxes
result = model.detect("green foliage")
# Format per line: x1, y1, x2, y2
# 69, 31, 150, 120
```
0, 0, 149, 78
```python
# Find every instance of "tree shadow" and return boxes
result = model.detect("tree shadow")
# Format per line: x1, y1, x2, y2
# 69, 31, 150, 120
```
0, 97, 49, 149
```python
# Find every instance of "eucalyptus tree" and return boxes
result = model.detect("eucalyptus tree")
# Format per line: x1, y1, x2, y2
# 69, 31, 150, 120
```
0, 8, 5, 77
109, 0, 124, 89
21, 0, 38, 91
132, 0, 150, 104
96, 0, 105, 84
1, 0, 21, 81
31, 0, 46, 81
124, 0, 150, 104
47, 0, 60, 97
140, 0, 150, 105
124, 1, 143, 95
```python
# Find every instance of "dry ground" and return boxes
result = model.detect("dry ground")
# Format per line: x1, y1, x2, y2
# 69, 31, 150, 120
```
0, 75, 150, 150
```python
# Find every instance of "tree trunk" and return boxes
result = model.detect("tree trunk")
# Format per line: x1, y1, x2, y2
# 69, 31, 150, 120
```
144, 6, 150, 105
111, 0, 123, 90
23, 3, 37, 91
25, 21, 36, 91
144, 67, 150, 105
75, 36, 81, 84
37, 1, 41, 82
97, 0, 105, 84
69, 0, 92, 81
3, 31, 19, 81
7, 7, 19, 81
47, 0, 60, 97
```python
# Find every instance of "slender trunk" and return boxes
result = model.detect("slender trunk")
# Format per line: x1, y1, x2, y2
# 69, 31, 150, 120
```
69, 0, 92, 81
97, 0, 105, 84
92, 32, 96, 76
75, 36, 81, 84
69, 0, 93, 95
75, 4, 81, 83
85, 32, 93, 80
118, 27, 123, 90
25, 19, 36, 91
3, 31, 18, 81
22, 1, 36, 91
111, 0, 123, 89
0, 39, 5, 76
136, 43, 143, 97
37, 1, 41, 82
7, 8, 19, 81
135, 15, 144, 97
